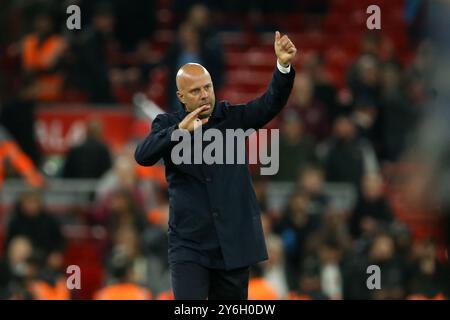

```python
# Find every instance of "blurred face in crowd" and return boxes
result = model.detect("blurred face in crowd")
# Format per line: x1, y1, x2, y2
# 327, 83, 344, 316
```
361, 34, 379, 55
34, 14, 53, 36
20, 192, 42, 217
358, 56, 379, 86
293, 75, 314, 107
370, 234, 395, 262
299, 273, 321, 293
406, 77, 427, 105
319, 245, 341, 264
281, 116, 302, 142
94, 13, 115, 35
188, 4, 210, 30
110, 192, 130, 214
362, 173, 384, 200
179, 23, 200, 52
381, 64, 400, 91
114, 155, 137, 189
302, 52, 321, 78
299, 167, 324, 195
8, 237, 33, 266
176, 63, 215, 119
333, 117, 356, 140
289, 192, 310, 227
113, 226, 139, 258
266, 237, 283, 268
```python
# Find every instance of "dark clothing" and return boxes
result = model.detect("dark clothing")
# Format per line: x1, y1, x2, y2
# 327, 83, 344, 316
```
135, 67, 295, 271
275, 135, 317, 182
170, 261, 249, 300
322, 138, 375, 190
5, 210, 64, 257
408, 260, 450, 297
0, 98, 40, 166
349, 196, 394, 238
66, 27, 114, 103
62, 137, 112, 179
274, 209, 319, 290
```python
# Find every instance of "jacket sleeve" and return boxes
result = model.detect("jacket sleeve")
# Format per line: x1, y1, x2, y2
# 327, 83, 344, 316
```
235, 67, 296, 130
134, 114, 179, 166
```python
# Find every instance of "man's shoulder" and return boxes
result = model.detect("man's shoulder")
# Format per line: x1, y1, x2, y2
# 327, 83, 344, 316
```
154, 110, 184, 125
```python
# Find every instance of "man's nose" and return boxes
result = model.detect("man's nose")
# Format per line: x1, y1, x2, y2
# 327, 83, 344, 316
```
200, 88, 209, 100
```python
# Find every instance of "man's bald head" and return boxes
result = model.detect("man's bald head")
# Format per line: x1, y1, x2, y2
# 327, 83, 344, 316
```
176, 63, 210, 90
176, 63, 215, 118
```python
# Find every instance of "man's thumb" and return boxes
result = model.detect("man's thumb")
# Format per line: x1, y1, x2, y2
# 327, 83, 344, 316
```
275, 31, 281, 43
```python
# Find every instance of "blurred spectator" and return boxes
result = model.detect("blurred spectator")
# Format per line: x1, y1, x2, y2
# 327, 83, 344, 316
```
143, 4, 225, 112
94, 250, 152, 300
405, 0, 427, 45
105, 226, 153, 291
288, 74, 331, 142
273, 191, 320, 290
347, 32, 380, 87
274, 110, 317, 182
319, 116, 379, 191
379, 63, 412, 161
5, 191, 65, 260
0, 79, 41, 166
288, 256, 328, 300
142, 189, 171, 296
297, 164, 329, 219
0, 236, 36, 300
369, 233, 407, 299
307, 210, 352, 259
62, 119, 112, 179
0, 125, 44, 187
318, 241, 343, 300
348, 54, 381, 106
96, 145, 139, 196
263, 234, 289, 299
351, 95, 380, 145
379, 37, 402, 67
65, 3, 116, 103
28, 248, 69, 300
102, 189, 148, 240
407, 239, 450, 298
302, 53, 339, 120
113, 0, 156, 52
343, 233, 406, 299
248, 264, 278, 300
349, 173, 394, 239
21, 9, 67, 102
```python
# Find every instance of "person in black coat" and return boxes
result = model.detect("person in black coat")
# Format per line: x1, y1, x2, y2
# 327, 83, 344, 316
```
135, 31, 297, 299
5, 191, 65, 261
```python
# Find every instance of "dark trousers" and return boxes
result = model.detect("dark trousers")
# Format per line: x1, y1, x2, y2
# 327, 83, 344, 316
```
170, 261, 250, 300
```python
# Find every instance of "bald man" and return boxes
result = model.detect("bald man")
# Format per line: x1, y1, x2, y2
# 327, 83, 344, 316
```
135, 31, 296, 299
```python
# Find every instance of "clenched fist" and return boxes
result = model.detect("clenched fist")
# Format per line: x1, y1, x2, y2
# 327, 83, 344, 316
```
274, 31, 297, 68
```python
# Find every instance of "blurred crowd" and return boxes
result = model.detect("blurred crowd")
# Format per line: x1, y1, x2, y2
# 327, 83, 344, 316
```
1, 0, 449, 300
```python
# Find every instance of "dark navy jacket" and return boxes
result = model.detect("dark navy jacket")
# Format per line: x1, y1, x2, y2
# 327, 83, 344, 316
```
135, 66, 295, 270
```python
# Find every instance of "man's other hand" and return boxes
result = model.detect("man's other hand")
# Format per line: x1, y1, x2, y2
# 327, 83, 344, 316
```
178, 105, 210, 132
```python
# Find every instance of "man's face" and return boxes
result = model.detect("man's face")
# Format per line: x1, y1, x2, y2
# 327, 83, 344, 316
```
177, 72, 215, 119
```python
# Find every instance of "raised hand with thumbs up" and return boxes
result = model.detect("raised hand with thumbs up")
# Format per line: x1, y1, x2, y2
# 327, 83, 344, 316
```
274, 31, 297, 68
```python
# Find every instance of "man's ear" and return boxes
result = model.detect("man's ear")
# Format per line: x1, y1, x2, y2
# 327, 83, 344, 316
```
176, 90, 184, 104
